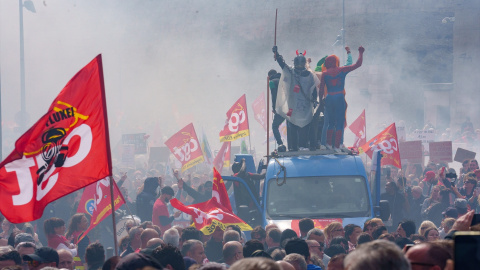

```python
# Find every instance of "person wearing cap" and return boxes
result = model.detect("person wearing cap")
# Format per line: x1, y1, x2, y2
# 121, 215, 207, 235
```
23, 247, 59, 270
152, 186, 181, 236
421, 171, 437, 197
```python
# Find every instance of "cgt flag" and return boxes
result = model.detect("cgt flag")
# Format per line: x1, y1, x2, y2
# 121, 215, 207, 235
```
76, 178, 125, 241
0, 55, 112, 223
252, 93, 267, 131
349, 109, 366, 148
170, 167, 252, 235
213, 141, 231, 172
359, 123, 401, 169
219, 94, 250, 142
165, 123, 204, 172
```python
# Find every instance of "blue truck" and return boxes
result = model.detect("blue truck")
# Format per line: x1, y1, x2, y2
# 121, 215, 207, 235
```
222, 152, 389, 233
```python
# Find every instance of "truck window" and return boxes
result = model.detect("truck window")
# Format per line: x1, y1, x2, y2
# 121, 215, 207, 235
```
266, 176, 371, 219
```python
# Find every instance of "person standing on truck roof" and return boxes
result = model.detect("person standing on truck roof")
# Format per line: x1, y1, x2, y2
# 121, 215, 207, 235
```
272, 45, 318, 151
268, 69, 287, 152
232, 158, 265, 204
319, 46, 364, 153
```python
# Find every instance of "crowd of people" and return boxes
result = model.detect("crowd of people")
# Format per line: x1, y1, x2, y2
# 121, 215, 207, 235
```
0, 154, 479, 269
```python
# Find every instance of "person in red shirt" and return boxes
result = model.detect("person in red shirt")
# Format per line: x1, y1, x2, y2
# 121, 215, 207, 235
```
152, 186, 181, 236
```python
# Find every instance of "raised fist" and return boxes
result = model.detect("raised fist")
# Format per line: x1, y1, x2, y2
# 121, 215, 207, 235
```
358, 46, 365, 53
272, 46, 278, 54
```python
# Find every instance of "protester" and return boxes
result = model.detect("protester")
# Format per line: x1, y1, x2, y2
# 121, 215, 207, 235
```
0, 246, 22, 268
181, 239, 206, 265
57, 248, 74, 270
222, 241, 243, 268
272, 45, 318, 151
85, 242, 105, 270
152, 186, 181, 235
319, 46, 364, 152
343, 240, 410, 270
268, 69, 287, 152
151, 243, 185, 270
23, 247, 59, 270
136, 177, 159, 222
66, 213, 90, 263
43, 217, 77, 256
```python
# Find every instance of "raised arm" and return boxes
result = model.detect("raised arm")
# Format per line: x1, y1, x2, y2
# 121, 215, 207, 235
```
339, 46, 364, 73
273, 46, 287, 70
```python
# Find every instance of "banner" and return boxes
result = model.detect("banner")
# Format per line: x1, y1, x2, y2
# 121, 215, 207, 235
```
213, 141, 231, 172
122, 133, 147, 154
165, 123, 204, 172
359, 123, 401, 169
348, 110, 366, 148
77, 178, 125, 241
170, 168, 252, 235
412, 129, 435, 154
0, 55, 112, 223
252, 93, 267, 131
399, 141, 423, 163
219, 95, 250, 142
429, 141, 453, 163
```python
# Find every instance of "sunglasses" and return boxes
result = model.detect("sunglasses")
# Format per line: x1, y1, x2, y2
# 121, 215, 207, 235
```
27, 260, 42, 267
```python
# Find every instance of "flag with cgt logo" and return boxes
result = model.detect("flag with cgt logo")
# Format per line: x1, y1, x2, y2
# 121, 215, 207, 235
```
170, 167, 252, 235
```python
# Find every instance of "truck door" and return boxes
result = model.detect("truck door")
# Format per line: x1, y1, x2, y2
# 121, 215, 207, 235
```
223, 176, 263, 228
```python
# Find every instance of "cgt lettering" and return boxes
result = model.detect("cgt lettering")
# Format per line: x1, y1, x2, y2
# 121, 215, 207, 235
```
5, 124, 93, 206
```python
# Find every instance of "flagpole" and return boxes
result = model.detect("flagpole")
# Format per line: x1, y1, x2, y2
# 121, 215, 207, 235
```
267, 76, 270, 162
109, 177, 119, 256
245, 95, 253, 154
98, 55, 117, 255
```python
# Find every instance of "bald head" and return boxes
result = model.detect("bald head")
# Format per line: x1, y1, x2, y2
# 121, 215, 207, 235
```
277, 260, 296, 270
223, 241, 243, 265
141, 229, 160, 248
146, 238, 164, 249
57, 249, 74, 270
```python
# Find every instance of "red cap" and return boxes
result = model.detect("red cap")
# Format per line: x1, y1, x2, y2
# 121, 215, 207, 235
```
423, 171, 435, 181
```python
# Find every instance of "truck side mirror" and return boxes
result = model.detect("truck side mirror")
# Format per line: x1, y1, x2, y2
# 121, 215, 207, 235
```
374, 200, 390, 221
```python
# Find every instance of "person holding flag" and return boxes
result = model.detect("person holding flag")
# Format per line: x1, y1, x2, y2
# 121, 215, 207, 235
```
272, 45, 318, 151
152, 186, 182, 236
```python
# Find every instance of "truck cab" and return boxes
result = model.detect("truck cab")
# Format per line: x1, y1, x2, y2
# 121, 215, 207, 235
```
223, 152, 385, 233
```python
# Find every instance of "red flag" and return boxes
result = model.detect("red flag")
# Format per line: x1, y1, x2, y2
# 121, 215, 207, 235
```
165, 123, 204, 172
219, 95, 250, 142
170, 168, 252, 235
252, 93, 267, 131
0, 55, 112, 223
359, 123, 402, 169
213, 141, 231, 172
76, 178, 125, 241
348, 110, 366, 148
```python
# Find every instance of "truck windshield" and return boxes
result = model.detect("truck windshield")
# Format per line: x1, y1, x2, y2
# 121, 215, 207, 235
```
266, 176, 371, 219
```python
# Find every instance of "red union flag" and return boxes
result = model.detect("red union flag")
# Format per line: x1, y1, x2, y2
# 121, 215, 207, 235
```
0, 55, 112, 223
219, 95, 250, 142
349, 110, 366, 148
76, 178, 125, 241
213, 141, 230, 172
170, 168, 252, 235
252, 93, 267, 131
359, 123, 402, 169
165, 123, 204, 172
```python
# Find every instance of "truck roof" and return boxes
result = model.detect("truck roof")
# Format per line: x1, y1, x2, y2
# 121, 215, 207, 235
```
266, 153, 367, 178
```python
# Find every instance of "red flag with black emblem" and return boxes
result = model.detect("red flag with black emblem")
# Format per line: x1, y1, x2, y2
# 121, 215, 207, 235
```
0, 55, 112, 223
358, 123, 401, 169
170, 167, 252, 235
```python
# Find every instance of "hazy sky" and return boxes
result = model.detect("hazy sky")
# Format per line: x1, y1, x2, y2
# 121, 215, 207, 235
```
0, 0, 467, 166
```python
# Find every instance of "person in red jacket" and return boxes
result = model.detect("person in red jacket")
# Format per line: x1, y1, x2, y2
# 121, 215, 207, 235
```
152, 186, 181, 236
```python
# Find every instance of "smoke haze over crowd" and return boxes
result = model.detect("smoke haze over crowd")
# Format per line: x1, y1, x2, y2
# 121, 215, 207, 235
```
0, 0, 477, 163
